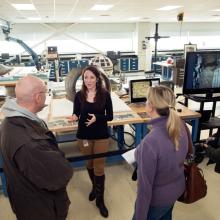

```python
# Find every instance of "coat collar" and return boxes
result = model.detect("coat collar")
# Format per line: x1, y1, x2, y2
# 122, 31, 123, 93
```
8, 116, 53, 140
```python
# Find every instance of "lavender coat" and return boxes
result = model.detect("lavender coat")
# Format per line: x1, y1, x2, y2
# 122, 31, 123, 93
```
134, 116, 188, 220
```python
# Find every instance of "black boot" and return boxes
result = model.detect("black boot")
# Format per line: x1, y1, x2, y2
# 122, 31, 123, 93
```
87, 168, 96, 201
95, 175, 109, 218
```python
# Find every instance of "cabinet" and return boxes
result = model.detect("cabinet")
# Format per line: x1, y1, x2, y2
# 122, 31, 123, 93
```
119, 58, 138, 72
78, 59, 89, 68
59, 61, 69, 76
69, 59, 89, 70
49, 59, 89, 80
184, 94, 220, 141
153, 62, 173, 80
129, 58, 138, 71
119, 58, 129, 71
49, 61, 56, 81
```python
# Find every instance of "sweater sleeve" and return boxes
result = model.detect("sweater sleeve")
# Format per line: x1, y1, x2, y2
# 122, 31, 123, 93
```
134, 138, 157, 220
14, 144, 73, 191
73, 92, 81, 117
95, 92, 113, 122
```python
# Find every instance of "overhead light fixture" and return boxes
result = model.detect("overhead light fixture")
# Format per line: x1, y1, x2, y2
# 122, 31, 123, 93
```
80, 17, 93, 21
157, 6, 182, 11
91, 4, 113, 11
128, 17, 141, 21
211, 9, 220, 12
12, 3, 36, 10
27, 17, 42, 21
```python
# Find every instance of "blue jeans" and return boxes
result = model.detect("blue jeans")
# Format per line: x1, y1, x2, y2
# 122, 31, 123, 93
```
132, 205, 174, 220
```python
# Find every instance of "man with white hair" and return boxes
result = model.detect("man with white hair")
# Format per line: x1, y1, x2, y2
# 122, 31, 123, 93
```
0, 76, 73, 220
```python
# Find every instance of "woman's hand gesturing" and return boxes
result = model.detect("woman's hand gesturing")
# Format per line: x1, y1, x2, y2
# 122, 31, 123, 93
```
85, 113, 96, 127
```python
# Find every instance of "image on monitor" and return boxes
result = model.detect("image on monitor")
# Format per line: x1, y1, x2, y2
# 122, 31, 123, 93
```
183, 51, 220, 95
133, 81, 150, 98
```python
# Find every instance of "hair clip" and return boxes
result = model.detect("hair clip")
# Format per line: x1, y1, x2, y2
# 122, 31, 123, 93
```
168, 105, 175, 110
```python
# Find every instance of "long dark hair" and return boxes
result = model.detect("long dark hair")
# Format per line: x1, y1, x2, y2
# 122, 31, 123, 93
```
80, 65, 106, 108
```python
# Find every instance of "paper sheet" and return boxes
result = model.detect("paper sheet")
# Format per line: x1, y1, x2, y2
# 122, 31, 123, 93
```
111, 92, 132, 113
122, 148, 136, 164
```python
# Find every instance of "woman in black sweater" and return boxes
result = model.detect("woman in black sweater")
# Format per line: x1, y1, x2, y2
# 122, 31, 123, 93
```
69, 65, 113, 218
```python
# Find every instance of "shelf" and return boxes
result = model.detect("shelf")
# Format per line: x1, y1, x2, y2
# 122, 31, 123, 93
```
200, 117, 220, 129
184, 94, 220, 141
184, 94, 220, 102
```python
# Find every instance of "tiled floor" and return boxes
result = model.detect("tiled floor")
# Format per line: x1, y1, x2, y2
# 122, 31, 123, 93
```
1, 87, 220, 219
0, 159, 220, 220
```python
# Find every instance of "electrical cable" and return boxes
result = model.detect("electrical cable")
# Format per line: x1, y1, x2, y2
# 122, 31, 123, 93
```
110, 129, 135, 148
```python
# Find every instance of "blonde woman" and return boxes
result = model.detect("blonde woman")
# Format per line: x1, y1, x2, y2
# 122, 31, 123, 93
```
132, 85, 188, 220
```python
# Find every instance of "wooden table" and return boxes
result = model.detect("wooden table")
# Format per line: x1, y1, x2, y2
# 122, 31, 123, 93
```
48, 97, 201, 146
128, 102, 201, 142
47, 97, 145, 147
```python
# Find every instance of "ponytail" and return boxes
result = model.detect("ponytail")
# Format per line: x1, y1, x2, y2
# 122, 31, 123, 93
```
167, 108, 181, 151
147, 85, 181, 151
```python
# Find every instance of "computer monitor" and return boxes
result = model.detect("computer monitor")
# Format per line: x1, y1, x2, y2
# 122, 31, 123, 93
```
129, 78, 160, 103
183, 51, 220, 96
47, 46, 58, 60
48, 46, 58, 54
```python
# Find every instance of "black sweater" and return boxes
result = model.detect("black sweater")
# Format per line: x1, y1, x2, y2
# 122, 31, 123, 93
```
73, 90, 113, 139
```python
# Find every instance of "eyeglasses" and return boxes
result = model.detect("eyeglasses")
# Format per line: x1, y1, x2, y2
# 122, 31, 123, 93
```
38, 91, 49, 94
37, 89, 51, 95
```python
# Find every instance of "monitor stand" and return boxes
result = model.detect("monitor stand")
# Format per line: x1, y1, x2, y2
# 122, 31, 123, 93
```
184, 93, 220, 102
206, 93, 213, 99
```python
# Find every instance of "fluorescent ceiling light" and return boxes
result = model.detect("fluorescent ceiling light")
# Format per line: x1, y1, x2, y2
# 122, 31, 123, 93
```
211, 9, 220, 11
157, 6, 182, 11
12, 4, 36, 10
128, 17, 141, 21
27, 17, 41, 21
80, 17, 93, 21
91, 4, 113, 11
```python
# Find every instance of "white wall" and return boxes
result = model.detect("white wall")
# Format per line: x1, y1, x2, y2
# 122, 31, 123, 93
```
1, 22, 220, 55
0, 23, 135, 54
150, 22, 220, 50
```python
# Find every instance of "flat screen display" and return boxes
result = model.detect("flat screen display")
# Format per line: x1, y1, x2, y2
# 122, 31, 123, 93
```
129, 78, 160, 103
183, 51, 220, 94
